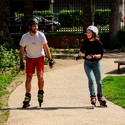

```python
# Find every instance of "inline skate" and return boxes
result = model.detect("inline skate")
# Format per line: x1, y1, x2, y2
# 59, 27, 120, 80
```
37, 90, 44, 107
97, 94, 107, 107
90, 94, 96, 108
22, 93, 31, 108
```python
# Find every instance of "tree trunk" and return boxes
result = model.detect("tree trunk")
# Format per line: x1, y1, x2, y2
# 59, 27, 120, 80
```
109, 0, 121, 48
24, 0, 33, 32
0, 0, 10, 37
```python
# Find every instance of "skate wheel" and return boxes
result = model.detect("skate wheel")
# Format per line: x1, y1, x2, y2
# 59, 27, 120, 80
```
105, 104, 107, 107
92, 104, 96, 109
100, 104, 107, 107
22, 104, 30, 108
39, 103, 42, 107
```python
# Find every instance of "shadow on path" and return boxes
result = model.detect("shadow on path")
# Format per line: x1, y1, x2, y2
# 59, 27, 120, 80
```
105, 67, 125, 74
1, 106, 97, 111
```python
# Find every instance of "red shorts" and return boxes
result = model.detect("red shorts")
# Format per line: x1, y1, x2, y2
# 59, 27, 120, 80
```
26, 56, 44, 74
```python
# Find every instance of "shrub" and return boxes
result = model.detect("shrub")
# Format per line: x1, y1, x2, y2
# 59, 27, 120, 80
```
0, 36, 19, 74
94, 9, 111, 26
59, 10, 83, 27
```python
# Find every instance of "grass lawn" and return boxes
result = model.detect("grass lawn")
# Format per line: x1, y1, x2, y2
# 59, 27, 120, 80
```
103, 75, 125, 108
0, 72, 25, 124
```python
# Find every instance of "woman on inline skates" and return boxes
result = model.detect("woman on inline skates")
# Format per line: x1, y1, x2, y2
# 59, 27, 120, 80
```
76, 25, 107, 107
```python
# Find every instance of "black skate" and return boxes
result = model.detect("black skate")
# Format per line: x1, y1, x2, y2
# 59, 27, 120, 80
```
97, 94, 107, 107
37, 90, 44, 107
22, 93, 31, 108
90, 94, 96, 108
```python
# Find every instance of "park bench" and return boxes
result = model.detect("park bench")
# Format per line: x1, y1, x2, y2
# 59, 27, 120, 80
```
114, 58, 125, 73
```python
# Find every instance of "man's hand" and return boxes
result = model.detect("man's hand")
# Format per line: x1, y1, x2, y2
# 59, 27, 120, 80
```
48, 58, 54, 68
20, 62, 25, 71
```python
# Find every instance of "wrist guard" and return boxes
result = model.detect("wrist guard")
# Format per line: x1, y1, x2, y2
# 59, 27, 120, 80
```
92, 54, 96, 58
48, 58, 54, 67
76, 55, 81, 60
20, 62, 25, 70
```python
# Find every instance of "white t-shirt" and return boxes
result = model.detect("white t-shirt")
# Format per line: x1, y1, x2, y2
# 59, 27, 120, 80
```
19, 31, 47, 58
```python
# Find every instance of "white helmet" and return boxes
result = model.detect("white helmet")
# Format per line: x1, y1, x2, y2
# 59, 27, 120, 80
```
87, 26, 98, 35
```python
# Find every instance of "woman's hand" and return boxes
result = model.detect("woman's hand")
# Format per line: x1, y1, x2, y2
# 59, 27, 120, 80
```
86, 55, 93, 59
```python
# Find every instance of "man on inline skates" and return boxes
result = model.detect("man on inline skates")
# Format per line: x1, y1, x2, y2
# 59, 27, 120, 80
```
19, 18, 54, 108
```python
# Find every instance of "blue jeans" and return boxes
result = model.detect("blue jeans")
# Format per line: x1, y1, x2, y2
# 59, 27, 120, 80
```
84, 60, 103, 95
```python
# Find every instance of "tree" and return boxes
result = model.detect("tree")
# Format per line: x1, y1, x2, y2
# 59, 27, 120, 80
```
0, 0, 10, 37
24, 0, 33, 32
109, 0, 122, 48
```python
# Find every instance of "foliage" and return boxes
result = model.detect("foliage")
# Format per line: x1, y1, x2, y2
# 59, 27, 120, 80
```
117, 30, 125, 46
33, 10, 53, 16
49, 47, 56, 54
0, 74, 13, 97
61, 41, 69, 50
0, 36, 20, 124
15, 10, 53, 18
0, 72, 20, 123
0, 36, 16, 50
108, 29, 125, 50
103, 76, 125, 108
15, 12, 24, 17
59, 10, 83, 27
94, 9, 111, 26
0, 45, 19, 73
0, 35, 20, 73
15, 9, 111, 28
99, 29, 125, 50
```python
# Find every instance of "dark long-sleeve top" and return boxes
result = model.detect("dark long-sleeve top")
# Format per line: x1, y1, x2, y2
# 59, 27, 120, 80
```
80, 39, 104, 61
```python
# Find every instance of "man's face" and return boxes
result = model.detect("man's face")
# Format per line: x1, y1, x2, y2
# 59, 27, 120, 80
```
29, 23, 38, 33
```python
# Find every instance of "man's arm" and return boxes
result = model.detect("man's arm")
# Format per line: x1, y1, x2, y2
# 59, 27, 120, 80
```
20, 46, 25, 71
43, 43, 52, 59
43, 43, 54, 68
20, 46, 25, 63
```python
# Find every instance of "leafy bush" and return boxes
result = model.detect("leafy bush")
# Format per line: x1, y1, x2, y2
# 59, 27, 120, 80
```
0, 36, 16, 50
15, 10, 53, 18
117, 30, 125, 46
59, 10, 83, 27
0, 45, 19, 73
0, 36, 20, 74
33, 10, 53, 16
94, 9, 111, 26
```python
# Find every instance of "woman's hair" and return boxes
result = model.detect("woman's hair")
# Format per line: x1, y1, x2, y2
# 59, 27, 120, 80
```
92, 32, 100, 41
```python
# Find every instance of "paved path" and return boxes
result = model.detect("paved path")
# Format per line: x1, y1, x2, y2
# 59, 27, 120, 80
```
5, 53, 125, 125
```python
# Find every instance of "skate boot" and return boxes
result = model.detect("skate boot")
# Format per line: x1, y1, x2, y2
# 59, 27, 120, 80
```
37, 90, 44, 107
90, 94, 96, 108
22, 93, 31, 108
97, 94, 107, 107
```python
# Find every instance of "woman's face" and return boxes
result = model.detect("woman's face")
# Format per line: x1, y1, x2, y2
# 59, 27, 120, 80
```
86, 30, 93, 39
